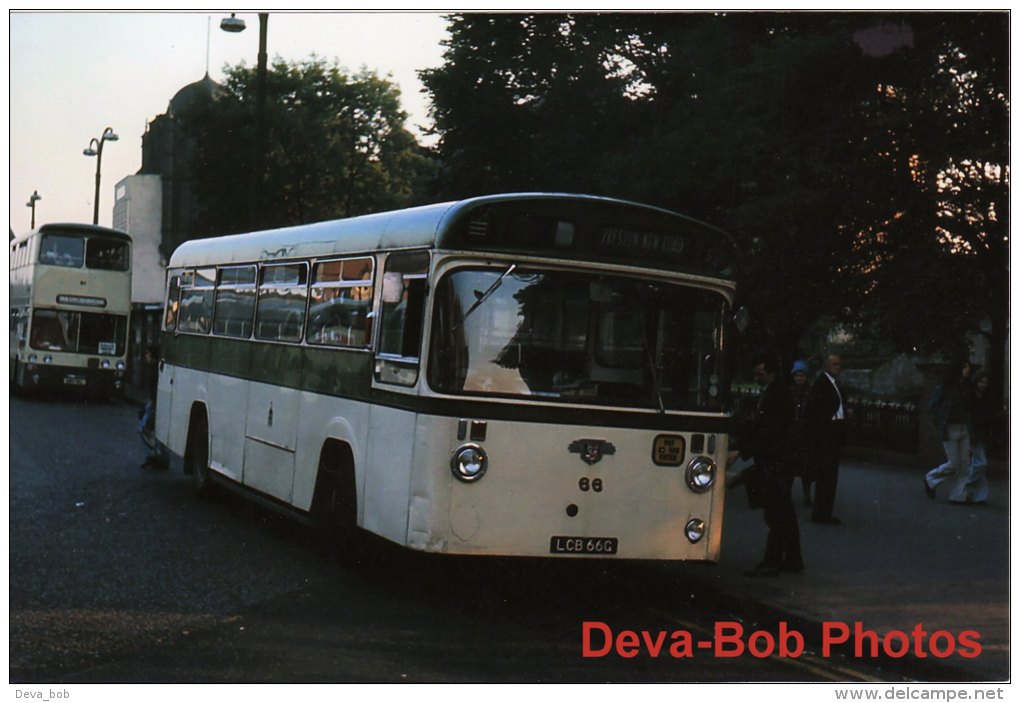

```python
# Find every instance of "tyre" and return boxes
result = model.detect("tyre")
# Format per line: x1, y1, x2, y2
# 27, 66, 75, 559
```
186, 412, 213, 496
311, 444, 364, 563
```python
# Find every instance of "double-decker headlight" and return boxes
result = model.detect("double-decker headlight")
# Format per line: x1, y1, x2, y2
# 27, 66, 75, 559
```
450, 444, 488, 482
101, 360, 111, 369
116, 360, 126, 370
685, 456, 717, 493
43, 355, 53, 364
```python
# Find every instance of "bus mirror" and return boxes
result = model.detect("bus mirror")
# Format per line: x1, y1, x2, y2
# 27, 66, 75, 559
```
732, 306, 750, 334
382, 272, 405, 304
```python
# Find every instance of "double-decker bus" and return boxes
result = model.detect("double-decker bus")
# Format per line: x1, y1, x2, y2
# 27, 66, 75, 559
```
10, 223, 132, 396
157, 194, 738, 561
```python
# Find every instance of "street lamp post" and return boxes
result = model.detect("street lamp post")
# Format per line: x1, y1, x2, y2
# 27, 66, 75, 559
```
26, 190, 41, 230
83, 127, 119, 225
221, 12, 268, 229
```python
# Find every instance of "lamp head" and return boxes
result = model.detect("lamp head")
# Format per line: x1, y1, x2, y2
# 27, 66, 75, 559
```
221, 13, 246, 32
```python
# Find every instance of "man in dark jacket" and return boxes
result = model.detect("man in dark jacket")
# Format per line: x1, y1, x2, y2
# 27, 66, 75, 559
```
744, 352, 803, 577
806, 353, 847, 524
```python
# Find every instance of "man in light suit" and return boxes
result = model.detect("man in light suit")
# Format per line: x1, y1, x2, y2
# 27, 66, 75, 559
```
806, 353, 847, 525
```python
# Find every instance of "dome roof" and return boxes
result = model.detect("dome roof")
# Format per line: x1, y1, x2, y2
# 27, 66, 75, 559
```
168, 73, 222, 117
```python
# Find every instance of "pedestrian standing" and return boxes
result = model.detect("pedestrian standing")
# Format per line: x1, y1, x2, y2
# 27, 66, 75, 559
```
743, 352, 802, 577
949, 371, 996, 505
138, 344, 167, 470
788, 359, 813, 506
924, 360, 973, 500
806, 353, 847, 525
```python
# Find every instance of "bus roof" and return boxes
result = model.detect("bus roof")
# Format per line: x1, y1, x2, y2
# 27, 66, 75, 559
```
11, 223, 132, 245
167, 193, 737, 279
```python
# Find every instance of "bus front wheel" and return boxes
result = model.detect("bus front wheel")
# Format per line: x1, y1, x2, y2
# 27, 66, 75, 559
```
311, 442, 363, 561
185, 412, 213, 496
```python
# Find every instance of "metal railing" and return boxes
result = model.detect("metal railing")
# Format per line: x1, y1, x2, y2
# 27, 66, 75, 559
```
730, 387, 920, 454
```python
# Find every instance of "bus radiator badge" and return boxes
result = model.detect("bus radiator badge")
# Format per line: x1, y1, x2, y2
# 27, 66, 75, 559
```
568, 439, 615, 465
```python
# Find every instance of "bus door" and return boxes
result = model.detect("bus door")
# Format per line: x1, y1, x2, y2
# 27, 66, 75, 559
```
156, 273, 182, 451
365, 252, 429, 542
242, 263, 308, 502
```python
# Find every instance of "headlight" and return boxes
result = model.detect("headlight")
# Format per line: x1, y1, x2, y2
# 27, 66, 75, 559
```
43, 355, 53, 364
101, 360, 111, 369
685, 456, 716, 493
28, 354, 37, 363
685, 518, 706, 543
450, 444, 488, 482
116, 360, 126, 370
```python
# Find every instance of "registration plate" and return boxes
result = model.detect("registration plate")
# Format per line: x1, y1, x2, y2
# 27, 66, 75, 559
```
550, 536, 619, 555
63, 376, 87, 386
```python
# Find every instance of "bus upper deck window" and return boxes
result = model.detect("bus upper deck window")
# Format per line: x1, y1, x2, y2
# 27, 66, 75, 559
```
39, 234, 84, 267
85, 238, 129, 271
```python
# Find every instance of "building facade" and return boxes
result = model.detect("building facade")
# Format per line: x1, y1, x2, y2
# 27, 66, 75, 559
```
110, 74, 221, 384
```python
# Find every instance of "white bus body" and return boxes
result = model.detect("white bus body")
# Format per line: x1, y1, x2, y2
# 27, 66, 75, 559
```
157, 194, 737, 561
10, 223, 132, 395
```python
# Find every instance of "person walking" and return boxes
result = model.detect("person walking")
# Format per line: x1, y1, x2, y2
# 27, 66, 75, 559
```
788, 359, 814, 506
806, 353, 847, 525
924, 359, 973, 500
743, 352, 802, 577
949, 370, 996, 505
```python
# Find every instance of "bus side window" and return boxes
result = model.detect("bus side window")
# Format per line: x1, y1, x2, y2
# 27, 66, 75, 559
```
255, 263, 308, 343
213, 265, 257, 338
307, 257, 374, 347
164, 273, 182, 331
375, 252, 429, 386
178, 268, 215, 335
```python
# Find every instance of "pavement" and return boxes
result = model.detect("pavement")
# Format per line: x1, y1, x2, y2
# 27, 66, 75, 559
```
674, 455, 1010, 682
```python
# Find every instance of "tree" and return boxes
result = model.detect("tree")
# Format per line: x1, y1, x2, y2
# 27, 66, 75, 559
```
192, 57, 435, 235
421, 13, 887, 363
422, 12, 1008, 395
849, 13, 1009, 397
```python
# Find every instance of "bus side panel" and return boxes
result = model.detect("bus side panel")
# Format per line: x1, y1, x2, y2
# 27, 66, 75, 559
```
292, 403, 370, 517
406, 414, 459, 552
163, 365, 209, 459
292, 348, 375, 513
207, 373, 249, 483
243, 387, 298, 503
155, 337, 177, 454
159, 334, 211, 461
363, 404, 418, 545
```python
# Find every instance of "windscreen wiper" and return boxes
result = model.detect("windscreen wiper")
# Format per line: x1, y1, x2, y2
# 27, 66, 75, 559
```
455, 264, 517, 330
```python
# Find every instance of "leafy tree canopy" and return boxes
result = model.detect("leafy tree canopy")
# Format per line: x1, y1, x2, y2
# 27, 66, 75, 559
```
421, 12, 1008, 393
192, 56, 436, 235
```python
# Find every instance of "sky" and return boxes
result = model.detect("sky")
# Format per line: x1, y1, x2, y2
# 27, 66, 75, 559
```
8, 11, 450, 234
